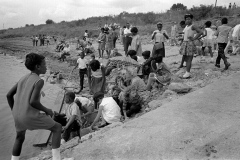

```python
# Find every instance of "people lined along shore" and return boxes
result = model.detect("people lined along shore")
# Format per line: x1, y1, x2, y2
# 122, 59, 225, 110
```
9, 14, 240, 160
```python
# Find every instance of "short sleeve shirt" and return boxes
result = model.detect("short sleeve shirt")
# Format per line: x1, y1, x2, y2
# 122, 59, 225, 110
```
77, 58, 88, 69
64, 102, 81, 122
152, 30, 168, 43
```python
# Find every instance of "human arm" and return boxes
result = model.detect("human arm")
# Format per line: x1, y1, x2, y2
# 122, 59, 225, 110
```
6, 83, 18, 110
151, 31, 157, 40
82, 103, 94, 117
189, 25, 203, 41
63, 115, 76, 130
30, 79, 53, 116
163, 30, 169, 39
199, 29, 207, 39
72, 59, 79, 72
90, 104, 103, 130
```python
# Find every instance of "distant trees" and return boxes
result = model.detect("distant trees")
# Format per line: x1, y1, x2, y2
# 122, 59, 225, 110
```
46, 19, 55, 24
30, 24, 34, 26
25, 24, 29, 27
141, 12, 156, 24
170, 3, 187, 11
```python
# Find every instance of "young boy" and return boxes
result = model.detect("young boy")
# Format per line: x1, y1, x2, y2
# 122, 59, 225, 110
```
141, 51, 152, 79
7, 53, 62, 160
214, 17, 232, 70
72, 52, 88, 94
90, 92, 121, 130
54, 92, 81, 144
122, 86, 142, 120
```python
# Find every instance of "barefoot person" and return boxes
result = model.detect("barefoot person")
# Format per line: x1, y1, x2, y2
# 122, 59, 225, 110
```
6, 53, 63, 160
214, 17, 232, 70
179, 14, 203, 78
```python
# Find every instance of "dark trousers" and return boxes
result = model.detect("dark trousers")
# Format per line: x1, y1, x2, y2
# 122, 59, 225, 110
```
126, 103, 141, 117
113, 37, 117, 48
124, 36, 132, 54
32, 41, 35, 46
216, 43, 228, 65
35, 40, 38, 46
79, 68, 88, 90
54, 116, 80, 142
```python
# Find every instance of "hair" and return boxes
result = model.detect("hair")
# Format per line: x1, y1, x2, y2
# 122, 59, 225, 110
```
93, 92, 104, 103
205, 21, 212, 28
90, 54, 95, 58
221, 17, 228, 24
65, 91, 75, 101
124, 85, 138, 99
101, 28, 105, 31
112, 85, 121, 94
75, 98, 83, 111
123, 26, 126, 28
89, 59, 100, 71
130, 27, 138, 33
131, 55, 138, 61
184, 13, 193, 20
180, 21, 185, 26
25, 53, 45, 71
142, 51, 151, 58
127, 50, 137, 56
85, 30, 88, 32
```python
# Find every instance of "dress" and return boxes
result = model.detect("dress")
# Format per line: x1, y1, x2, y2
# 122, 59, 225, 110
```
105, 33, 114, 50
12, 73, 55, 131
129, 34, 142, 56
89, 68, 106, 95
98, 33, 106, 50
179, 25, 197, 56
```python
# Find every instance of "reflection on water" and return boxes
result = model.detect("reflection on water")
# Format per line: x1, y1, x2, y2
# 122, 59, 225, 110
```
0, 55, 63, 159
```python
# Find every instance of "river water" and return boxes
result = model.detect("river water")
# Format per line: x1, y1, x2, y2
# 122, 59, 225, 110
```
0, 54, 63, 159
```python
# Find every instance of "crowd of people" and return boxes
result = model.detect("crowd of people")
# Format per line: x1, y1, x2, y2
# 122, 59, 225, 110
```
31, 35, 57, 47
8, 13, 240, 160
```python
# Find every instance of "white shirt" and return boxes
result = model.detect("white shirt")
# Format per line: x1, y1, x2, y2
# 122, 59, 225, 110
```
152, 30, 168, 43
77, 58, 88, 69
183, 25, 196, 41
232, 24, 240, 40
63, 46, 70, 53
100, 97, 121, 123
64, 102, 81, 122
124, 28, 131, 36
205, 28, 214, 40
75, 96, 92, 107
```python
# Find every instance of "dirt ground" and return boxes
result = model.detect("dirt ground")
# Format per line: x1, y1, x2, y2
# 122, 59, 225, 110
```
1, 37, 240, 160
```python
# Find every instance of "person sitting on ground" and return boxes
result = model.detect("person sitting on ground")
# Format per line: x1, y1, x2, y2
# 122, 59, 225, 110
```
58, 44, 70, 62
88, 60, 106, 96
141, 51, 152, 80
85, 41, 95, 55
111, 48, 122, 57
54, 91, 81, 144
122, 86, 143, 120
146, 60, 172, 91
90, 92, 121, 130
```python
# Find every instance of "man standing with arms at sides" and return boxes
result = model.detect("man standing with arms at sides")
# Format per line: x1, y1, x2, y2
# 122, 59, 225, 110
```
124, 23, 132, 56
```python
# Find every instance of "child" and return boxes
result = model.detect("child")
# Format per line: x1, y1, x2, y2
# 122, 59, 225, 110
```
122, 86, 143, 120
129, 27, 142, 56
54, 92, 81, 144
97, 28, 106, 58
90, 92, 121, 129
58, 44, 70, 62
72, 52, 89, 94
105, 28, 114, 59
179, 14, 203, 78
7, 53, 63, 160
131, 55, 138, 61
202, 21, 214, 63
75, 96, 94, 118
89, 54, 95, 63
214, 17, 232, 70
112, 48, 122, 57
88, 60, 106, 96
146, 61, 172, 91
178, 21, 187, 69
141, 51, 152, 79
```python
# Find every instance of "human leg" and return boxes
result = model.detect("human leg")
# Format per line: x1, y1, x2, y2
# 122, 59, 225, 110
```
218, 43, 230, 70
183, 56, 193, 78
98, 49, 101, 58
178, 55, 186, 68
146, 73, 156, 91
12, 130, 26, 158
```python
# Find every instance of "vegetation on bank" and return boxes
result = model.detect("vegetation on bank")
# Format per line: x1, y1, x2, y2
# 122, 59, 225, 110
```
0, 4, 240, 39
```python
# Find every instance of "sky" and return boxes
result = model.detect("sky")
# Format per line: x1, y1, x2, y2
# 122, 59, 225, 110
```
0, 0, 236, 29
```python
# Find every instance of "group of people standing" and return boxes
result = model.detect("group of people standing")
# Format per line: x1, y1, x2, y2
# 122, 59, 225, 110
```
31, 35, 56, 47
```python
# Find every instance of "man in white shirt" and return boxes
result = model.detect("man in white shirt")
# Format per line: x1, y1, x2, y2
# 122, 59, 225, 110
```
124, 22, 132, 56
72, 52, 89, 93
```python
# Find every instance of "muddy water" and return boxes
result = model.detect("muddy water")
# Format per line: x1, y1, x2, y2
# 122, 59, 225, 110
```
0, 54, 63, 159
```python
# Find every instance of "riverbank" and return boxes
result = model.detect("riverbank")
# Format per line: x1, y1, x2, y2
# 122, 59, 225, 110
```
1, 37, 240, 159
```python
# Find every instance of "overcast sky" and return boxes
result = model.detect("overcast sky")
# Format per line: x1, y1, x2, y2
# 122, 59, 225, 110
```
0, 0, 235, 29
